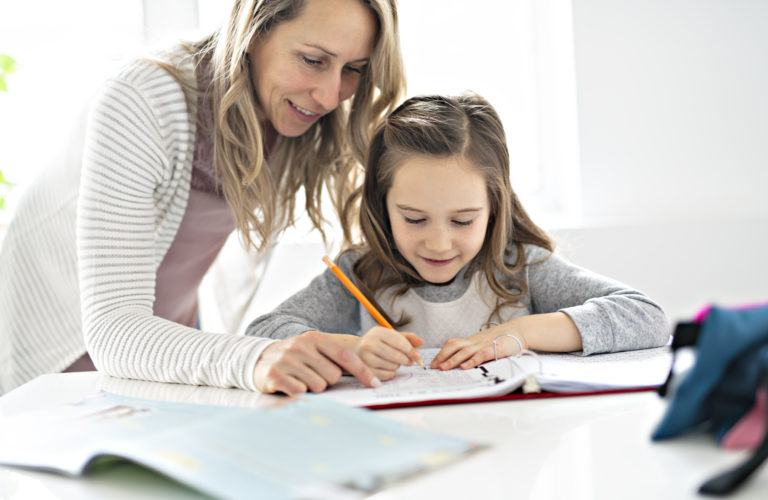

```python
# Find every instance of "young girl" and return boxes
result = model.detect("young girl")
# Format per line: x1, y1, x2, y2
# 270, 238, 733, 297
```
247, 93, 669, 383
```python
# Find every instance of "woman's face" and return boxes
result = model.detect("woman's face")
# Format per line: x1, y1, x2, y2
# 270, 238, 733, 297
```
248, 0, 377, 137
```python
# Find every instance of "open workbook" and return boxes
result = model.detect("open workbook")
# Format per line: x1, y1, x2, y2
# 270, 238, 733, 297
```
322, 346, 672, 408
0, 391, 479, 500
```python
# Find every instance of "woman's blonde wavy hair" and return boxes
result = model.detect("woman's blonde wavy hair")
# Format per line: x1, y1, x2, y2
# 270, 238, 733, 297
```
156, 0, 405, 249
347, 93, 554, 328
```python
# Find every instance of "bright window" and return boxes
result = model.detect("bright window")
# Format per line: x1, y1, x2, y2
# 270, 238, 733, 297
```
0, 0, 579, 228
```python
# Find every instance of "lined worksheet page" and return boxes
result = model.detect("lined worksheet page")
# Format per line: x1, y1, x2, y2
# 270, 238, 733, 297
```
322, 346, 673, 405
322, 349, 528, 407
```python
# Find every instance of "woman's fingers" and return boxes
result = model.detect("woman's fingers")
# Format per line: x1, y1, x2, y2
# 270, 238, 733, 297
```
314, 333, 380, 388
253, 331, 380, 395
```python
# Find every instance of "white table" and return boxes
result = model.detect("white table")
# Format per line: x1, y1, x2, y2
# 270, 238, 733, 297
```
1, 372, 765, 500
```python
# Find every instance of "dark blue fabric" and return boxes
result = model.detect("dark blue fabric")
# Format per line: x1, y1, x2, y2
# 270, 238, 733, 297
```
652, 305, 768, 441
708, 345, 768, 441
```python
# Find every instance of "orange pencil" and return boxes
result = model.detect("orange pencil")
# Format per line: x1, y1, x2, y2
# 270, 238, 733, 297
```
322, 256, 425, 368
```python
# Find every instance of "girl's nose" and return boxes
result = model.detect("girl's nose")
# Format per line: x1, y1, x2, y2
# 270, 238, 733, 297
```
424, 226, 452, 253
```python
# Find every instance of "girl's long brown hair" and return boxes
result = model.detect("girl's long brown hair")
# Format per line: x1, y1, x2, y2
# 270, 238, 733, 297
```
345, 92, 553, 327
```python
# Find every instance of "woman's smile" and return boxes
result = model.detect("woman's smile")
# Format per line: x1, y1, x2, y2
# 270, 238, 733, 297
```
288, 100, 320, 123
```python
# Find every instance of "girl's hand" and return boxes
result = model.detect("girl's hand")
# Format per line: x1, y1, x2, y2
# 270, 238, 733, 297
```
357, 327, 424, 381
432, 313, 582, 371
253, 330, 381, 395
431, 326, 526, 371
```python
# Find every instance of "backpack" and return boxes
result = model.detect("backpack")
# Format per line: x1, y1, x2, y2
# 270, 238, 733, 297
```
652, 302, 768, 495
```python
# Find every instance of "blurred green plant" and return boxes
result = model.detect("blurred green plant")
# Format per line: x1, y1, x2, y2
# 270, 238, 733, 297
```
0, 54, 16, 91
0, 54, 17, 212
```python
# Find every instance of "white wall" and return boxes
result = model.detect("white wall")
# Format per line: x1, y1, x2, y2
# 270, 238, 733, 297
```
553, 0, 768, 322
552, 216, 768, 323
571, 0, 768, 225
193, 1, 768, 332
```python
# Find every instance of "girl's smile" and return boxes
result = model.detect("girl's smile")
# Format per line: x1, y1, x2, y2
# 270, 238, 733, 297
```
421, 256, 457, 267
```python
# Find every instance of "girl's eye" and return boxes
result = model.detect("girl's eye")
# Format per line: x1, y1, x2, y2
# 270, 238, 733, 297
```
453, 219, 474, 227
344, 64, 363, 74
404, 217, 425, 225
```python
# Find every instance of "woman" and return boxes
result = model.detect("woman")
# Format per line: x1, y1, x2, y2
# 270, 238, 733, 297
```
0, 0, 405, 395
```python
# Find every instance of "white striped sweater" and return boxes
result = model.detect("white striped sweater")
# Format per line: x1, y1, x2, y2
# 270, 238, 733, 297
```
0, 57, 273, 393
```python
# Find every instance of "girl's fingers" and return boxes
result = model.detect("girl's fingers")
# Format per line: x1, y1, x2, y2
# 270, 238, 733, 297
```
400, 332, 424, 363
372, 367, 398, 381
431, 340, 468, 369
401, 331, 425, 347
438, 344, 488, 370
430, 345, 458, 368
459, 347, 495, 370
364, 332, 415, 366
440, 350, 473, 370
360, 350, 403, 372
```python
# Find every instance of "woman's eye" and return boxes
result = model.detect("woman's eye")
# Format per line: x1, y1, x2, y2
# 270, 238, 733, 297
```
404, 217, 425, 225
302, 56, 322, 67
344, 64, 363, 74
453, 219, 473, 227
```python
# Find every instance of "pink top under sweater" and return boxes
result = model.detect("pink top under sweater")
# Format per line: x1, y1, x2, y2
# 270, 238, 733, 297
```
153, 64, 235, 327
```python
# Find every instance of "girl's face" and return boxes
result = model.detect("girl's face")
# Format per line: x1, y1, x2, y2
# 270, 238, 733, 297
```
248, 0, 376, 137
386, 154, 491, 284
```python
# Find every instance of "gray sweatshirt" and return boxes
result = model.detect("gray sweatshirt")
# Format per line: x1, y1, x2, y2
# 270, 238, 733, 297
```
246, 244, 670, 355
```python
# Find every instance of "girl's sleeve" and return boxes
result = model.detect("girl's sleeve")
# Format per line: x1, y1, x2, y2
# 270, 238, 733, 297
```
77, 65, 272, 391
521, 245, 670, 354
245, 252, 364, 339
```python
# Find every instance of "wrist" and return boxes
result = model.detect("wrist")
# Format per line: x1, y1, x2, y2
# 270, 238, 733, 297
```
493, 320, 528, 352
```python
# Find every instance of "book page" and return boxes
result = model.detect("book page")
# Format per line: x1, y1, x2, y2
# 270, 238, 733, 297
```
521, 346, 672, 392
0, 391, 481, 499
321, 350, 528, 407
322, 346, 672, 406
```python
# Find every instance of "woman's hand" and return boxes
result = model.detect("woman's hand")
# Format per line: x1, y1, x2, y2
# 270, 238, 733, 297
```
431, 326, 526, 371
253, 330, 381, 395
356, 327, 424, 381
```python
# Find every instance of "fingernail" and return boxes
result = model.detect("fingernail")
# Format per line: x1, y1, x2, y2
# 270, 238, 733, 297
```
371, 377, 382, 388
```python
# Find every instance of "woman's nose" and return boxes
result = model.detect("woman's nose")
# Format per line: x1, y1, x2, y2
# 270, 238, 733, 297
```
311, 72, 341, 112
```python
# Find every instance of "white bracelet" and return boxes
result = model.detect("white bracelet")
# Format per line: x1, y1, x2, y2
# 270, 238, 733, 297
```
493, 334, 524, 362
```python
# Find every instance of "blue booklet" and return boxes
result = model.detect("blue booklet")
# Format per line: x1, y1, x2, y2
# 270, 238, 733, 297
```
0, 391, 481, 499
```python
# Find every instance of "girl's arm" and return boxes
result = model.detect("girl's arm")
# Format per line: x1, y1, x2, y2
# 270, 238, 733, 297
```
432, 244, 669, 370
245, 252, 366, 340
522, 244, 669, 354
246, 252, 422, 382
431, 312, 581, 370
